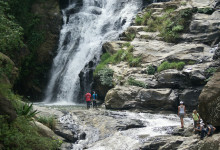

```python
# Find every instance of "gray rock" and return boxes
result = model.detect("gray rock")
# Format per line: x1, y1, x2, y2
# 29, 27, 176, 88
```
131, 39, 212, 63
105, 86, 141, 109
182, 62, 213, 85
105, 85, 177, 110
190, 11, 220, 34
33, 121, 64, 140
156, 69, 189, 89
190, 0, 217, 7
179, 88, 203, 110
198, 67, 220, 126
213, 43, 220, 60
137, 88, 177, 111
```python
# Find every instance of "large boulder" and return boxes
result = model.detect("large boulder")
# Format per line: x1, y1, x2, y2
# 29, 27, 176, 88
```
198, 68, 220, 126
105, 86, 177, 111
105, 86, 141, 109
156, 69, 189, 89
182, 62, 213, 85
137, 88, 177, 110
182, 10, 220, 43
179, 88, 203, 111
131, 39, 212, 63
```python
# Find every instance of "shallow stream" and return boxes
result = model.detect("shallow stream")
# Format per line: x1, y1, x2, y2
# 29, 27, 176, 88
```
35, 104, 193, 150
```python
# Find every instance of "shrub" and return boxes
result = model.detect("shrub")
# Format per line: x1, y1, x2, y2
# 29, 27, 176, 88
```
97, 67, 114, 86
146, 65, 156, 75
0, 116, 61, 150
135, 15, 143, 25
197, 7, 215, 15
158, 61, 186, 72
127, 77, 147, 88
142, 11, 152, 25
122, 42, 131, 47
128, 56, 142, 67
175, 62, 185, 70
16, 103, 39, 120
205, 67, 217, 75
142, 8, 194, 42
187, 60, 196, 65
0, 0, 24, 57
127, 45, 134, 52
37, 116, 56, 131
125, 33, 136, 41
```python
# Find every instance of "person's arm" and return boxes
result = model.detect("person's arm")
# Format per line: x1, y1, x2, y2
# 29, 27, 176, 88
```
184, 106, 186, 116
195, 127, 200, 131
178, 106, 180, 116
213, 127, 216, 132
207, 126, 211, 135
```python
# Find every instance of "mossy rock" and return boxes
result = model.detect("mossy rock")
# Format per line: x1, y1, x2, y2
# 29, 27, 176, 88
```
0, 52, 18, 85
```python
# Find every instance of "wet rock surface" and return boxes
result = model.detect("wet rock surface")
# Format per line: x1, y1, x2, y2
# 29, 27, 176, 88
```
34, 105, 220, 150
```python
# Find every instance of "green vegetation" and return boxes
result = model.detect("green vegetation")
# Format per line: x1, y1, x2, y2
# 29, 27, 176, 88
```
157, 61, 185, 72
0, 88, 61, 149
0, 116, 61, 150
16, 103, 39, 121
146, 65, 156, 75
127, 77, 147, 88
94, 44, 142, 76
198, 7, 215, 15
135, 15, 143, 25
205, 67, 217, 82
0, 0, 49, 98
37, 116, 56, 131
0, 1, 24, 59
205, 67, 217, 76
125, 33, 136, 41
135, 8, 195, 42
97, 67, 114, 86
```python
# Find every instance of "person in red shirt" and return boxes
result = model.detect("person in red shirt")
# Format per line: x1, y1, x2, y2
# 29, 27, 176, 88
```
85, 92, 91, 109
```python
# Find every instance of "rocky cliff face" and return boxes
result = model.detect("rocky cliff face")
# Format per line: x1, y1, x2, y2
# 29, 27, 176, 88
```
199, 68, 220, 126
15, 0, 62, 100
100, 0, 220, 114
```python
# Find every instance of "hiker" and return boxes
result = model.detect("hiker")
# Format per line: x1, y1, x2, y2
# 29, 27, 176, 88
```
206, 123, 216, 136
178, 101, 186, 128
85, 92, 91, 109
195, 121, 207, 140
92, 91, 98, 109
192, 110, 200, 128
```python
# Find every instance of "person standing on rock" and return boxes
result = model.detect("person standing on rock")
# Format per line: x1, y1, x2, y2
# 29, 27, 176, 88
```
178, 101, 186, 128
192, 110, 200, 128
92, 91, 98, 109
85, 92, 91, 109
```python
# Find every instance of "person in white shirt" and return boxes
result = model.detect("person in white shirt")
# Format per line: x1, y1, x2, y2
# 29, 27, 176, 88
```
178, 101, 186, 128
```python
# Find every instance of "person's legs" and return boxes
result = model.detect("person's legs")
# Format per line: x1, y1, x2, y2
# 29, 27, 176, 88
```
93, 100, 97, 108
194, 120, 197, 128
201, 129, 207, 139
179, 114, 184, 128
87, 101, 90, 109
180, 117, 184, 128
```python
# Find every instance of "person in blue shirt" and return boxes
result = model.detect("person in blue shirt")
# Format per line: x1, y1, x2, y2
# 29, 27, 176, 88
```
92, 91, 98, 108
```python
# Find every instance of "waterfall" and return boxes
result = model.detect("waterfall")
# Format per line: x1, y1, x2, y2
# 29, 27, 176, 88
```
44, 0, 143, 104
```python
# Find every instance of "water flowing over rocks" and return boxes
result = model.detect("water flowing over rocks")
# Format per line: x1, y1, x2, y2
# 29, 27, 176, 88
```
98, 0, 220, 114
33, 105, 220, 150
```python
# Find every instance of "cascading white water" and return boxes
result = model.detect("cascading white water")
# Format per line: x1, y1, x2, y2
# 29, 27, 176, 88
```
43, 0, 143, 104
